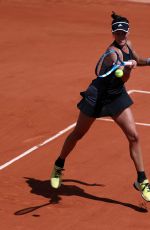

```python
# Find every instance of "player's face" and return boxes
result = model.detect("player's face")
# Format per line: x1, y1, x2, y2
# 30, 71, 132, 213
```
113, 30, 129, 47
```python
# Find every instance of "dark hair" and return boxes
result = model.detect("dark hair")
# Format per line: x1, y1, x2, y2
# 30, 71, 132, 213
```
111, 11, 129, 24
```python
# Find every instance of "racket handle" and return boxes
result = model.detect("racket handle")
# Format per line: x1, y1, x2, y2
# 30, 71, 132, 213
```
124, 61, 133, 66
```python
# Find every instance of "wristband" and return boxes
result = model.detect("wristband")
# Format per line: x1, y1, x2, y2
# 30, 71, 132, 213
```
146, 58, 150, 65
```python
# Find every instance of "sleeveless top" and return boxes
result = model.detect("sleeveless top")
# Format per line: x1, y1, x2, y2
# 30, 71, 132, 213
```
91, 41, 134, 98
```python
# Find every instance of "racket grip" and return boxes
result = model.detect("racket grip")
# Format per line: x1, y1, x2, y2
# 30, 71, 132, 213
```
124, 61, 133, 66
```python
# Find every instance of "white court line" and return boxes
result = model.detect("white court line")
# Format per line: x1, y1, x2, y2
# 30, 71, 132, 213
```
128, 89, 150, 94
0, 123, 76, 170
98, 118, 150, 127
0, 89, 150, 170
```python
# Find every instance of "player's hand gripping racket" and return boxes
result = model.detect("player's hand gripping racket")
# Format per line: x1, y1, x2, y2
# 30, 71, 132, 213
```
95, 49, 133, 78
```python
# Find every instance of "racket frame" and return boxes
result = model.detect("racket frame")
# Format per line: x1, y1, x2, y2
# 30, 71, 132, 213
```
96, 49, 132, 78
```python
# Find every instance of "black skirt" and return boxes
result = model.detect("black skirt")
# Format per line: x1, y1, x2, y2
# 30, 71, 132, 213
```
77, 84, 133, 118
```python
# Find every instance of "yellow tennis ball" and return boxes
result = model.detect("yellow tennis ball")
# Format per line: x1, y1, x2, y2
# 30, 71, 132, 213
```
115, 69, 124, 78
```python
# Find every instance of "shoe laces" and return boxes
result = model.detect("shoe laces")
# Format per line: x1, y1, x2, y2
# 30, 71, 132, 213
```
54, 168, 64, 178
141, 182, 150, 192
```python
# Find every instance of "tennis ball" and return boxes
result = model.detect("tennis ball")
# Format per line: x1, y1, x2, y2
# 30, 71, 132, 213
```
115, 69, 124, 78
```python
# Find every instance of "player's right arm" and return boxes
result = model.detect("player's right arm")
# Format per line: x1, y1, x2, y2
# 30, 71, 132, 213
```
127, 40, 150, 66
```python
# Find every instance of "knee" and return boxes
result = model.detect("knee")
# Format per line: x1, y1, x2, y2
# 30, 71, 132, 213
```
128, 131, 139, 144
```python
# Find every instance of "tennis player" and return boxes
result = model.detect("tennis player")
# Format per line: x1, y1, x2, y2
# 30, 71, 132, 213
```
50, 12, 150, 201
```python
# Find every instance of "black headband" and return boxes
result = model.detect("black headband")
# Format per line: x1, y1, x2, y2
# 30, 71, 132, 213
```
112, 21, 129, 33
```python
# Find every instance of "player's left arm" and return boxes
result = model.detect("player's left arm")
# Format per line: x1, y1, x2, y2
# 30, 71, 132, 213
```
127, 40, 150, 66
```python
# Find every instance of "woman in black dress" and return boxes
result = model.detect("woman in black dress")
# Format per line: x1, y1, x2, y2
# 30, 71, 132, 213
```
50, 12, 150, 202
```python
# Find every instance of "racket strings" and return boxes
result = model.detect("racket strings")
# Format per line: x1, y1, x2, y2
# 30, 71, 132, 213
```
95, 50, 115, 76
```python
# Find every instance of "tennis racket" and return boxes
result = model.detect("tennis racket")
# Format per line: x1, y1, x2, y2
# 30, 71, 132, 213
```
95, 49, 132, 78
14, 202, 50, 215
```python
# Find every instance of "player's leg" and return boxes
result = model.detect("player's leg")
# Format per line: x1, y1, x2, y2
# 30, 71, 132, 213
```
113, 107, 150, 201
113, 107, 144, 172
59, 111, 96, 160
50, 111, 96, 189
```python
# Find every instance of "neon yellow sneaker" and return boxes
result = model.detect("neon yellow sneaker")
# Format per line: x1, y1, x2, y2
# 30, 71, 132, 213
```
50, 165, 63, 189
134, 179, 150, 202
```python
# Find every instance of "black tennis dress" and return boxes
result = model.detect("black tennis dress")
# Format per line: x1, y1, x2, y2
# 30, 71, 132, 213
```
77, 42, 134, 118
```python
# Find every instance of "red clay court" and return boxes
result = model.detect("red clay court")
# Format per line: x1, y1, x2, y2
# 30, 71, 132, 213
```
0, 0, 150, 229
